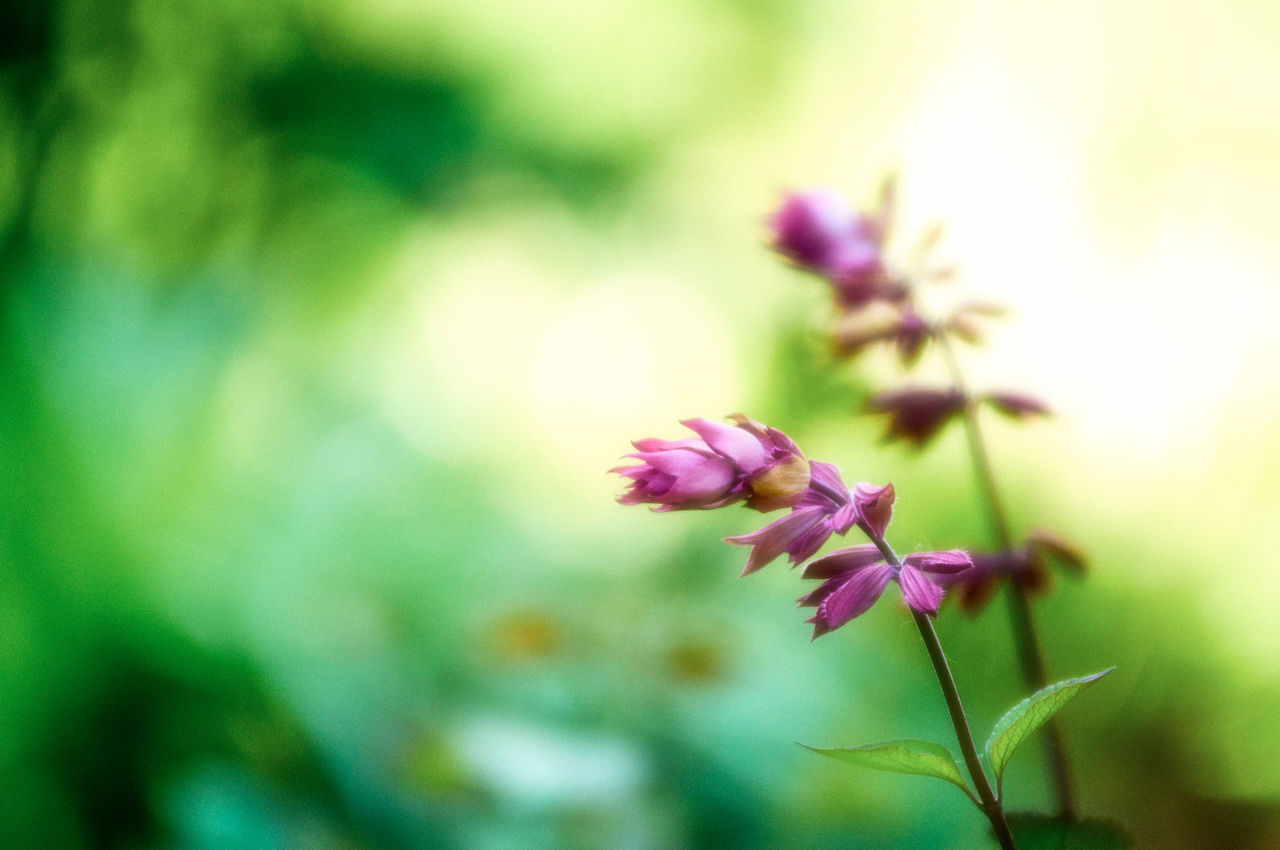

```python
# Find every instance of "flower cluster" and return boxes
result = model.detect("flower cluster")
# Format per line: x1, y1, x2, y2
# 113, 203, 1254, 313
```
615, 416, 972, 637
799, 546, 971, 637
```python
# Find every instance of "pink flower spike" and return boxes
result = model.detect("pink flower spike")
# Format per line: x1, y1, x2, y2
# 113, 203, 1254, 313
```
801, 544, 885, 579
903, 550, 973, 575
898, 564, 944, 616
854, 482, 895, 539
807, 563, 894, 638
724, 507, 828, 576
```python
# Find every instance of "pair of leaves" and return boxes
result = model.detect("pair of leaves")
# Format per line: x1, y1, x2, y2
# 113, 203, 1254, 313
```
803, 668, 1113, 804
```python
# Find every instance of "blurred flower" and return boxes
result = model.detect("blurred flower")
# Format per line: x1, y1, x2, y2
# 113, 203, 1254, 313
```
798, 546, 973, 637
613, 415, 810, 512
770, 189, 868, 272
936, 530, 1086, 614
832, 307, 932, 362
770, 189, 902, 309
894, 310, 930, 364
866, 387, 968, 446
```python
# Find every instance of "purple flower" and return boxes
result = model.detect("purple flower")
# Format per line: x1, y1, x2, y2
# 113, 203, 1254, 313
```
770, 189, 868, 272
827, 240, 896, 309
769, 190, 902, 308
613, 415, 810, 512
894, 310, 930, 364
866, 386, 967, 447
831, 309, 932, 361
798, 547, 973, 638
937, 530, 1085, 614
723, 460, 898, 577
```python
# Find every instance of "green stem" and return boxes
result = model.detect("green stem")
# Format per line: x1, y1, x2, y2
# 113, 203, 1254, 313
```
935, 331, 1077, 819
866, 530, 1017, 850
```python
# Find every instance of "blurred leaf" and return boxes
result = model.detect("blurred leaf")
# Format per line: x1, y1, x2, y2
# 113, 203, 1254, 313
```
800, 739, 975, 799
1006, 813, 1132, 849
986, 669, 1114, 790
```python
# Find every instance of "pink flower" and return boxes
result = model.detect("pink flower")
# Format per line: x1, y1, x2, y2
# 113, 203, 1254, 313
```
613, 416, 810, 512
722, 461, 863, 575
798, 546, 973, 638
770, 189, 867, 272
769, 190, 902, 304
723, 461, 898, 577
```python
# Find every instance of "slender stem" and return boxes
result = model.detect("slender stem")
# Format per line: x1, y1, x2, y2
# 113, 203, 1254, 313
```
866, 530, 1017, 850
934, 331, 1077, 818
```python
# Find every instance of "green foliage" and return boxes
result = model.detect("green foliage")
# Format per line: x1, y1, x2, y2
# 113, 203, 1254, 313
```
986, 669, 1114, 792
800, 740, 975, 800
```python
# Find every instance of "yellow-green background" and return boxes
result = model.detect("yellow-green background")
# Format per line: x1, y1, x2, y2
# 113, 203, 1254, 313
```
3, 1, 1278, 846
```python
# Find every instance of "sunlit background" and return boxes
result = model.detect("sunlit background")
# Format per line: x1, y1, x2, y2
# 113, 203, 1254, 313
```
3, 0, 1279, 847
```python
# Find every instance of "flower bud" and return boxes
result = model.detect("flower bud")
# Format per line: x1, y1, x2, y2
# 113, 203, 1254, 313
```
613, 416, 810, 513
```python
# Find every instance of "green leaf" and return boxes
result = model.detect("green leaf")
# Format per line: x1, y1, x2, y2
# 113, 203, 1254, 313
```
986, 668, 1115, 790
1006, 813, 1132, 849
800, 739, 974, 800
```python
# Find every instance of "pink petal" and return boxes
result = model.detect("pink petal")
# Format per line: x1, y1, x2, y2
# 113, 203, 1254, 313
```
801, 544, 885, 579
681, 418, 768, 472
854, 482, 895, 539
723, 506, 827, 576
631, 436, 710, 453
808, 563, 893, 637
903, 549, 973, 574
898, 564, 944, 615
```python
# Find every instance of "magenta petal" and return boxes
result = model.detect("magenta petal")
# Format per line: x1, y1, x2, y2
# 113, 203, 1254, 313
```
806, 460, 848, 495
808, 563, 893, 637
829, 502, 860, 535
903, 549, 973, 574
801, 544, 885, 579
681, 418, 768, 472
630, 449, 737, 503
854, 482, 895, 539
723, 506, 827, 576
784, 521, 835, 565
631, 436, 709, 453
898, 564, 944, 615
797, 568, 867, 608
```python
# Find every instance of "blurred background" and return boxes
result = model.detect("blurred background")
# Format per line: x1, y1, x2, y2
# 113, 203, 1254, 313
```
3, 0, 1279, 847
